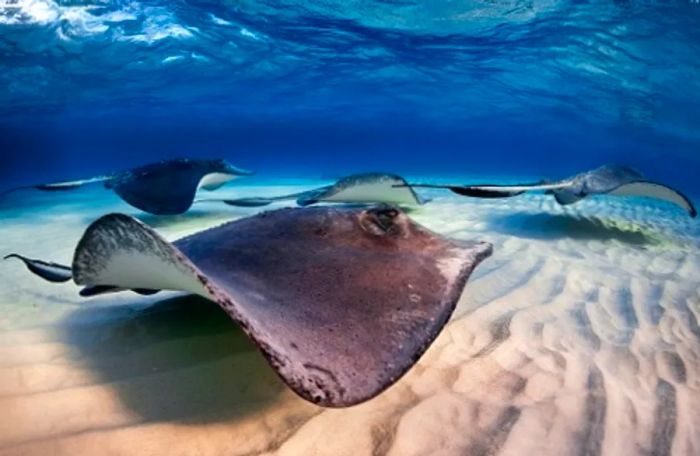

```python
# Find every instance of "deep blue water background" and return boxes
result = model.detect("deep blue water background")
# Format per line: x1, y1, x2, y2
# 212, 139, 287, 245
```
1, 0, 699, 193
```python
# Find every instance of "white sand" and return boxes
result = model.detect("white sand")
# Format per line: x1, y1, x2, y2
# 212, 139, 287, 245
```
0, 182, 698, 455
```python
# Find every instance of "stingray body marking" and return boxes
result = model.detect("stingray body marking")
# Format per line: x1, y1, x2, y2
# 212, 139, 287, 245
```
408, 165, 696, 217
7, 207, 491, 407
1, 158, 253, 215
198, 172, 426, 208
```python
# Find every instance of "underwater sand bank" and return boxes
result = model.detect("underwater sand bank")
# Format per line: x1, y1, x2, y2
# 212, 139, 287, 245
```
0, 183, 699, 455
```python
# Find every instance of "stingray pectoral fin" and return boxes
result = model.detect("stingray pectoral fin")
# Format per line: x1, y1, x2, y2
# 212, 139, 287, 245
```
4, 254, 73, 283
71, 214, 211, 296
607, 181, 697, 217
197, 172, 244, 191
391, 184, 433, 204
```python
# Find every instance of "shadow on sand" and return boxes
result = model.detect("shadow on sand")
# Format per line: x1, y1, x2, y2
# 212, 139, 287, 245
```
486, 212, 659, 246
59, 294, 288, 423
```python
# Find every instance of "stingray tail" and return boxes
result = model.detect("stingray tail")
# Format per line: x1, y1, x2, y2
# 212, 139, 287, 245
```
0, 186, 34, 198
446, 186, 527, 198
403, 182, 547, 199
196, 189, 319, 208
196, 197, 281, 207
1, 176, 112, 198
4, 254, 73, 283
221, 198, 279, 207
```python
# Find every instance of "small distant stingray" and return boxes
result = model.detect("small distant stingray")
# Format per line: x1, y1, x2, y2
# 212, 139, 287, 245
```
1, 158, 253, 215
196, 172, 427, 208
408, 165, 697, 217
5, 206, 491, 407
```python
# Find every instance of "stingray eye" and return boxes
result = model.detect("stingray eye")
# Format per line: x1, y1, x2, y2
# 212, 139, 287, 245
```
360, 206, 402, 235
375, 208, 398, 228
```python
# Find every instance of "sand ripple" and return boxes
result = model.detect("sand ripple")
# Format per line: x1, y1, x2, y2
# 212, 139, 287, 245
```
0, 187, 698, 455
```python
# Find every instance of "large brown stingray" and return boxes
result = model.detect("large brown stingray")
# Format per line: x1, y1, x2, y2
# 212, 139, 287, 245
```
6, 206, 492, 407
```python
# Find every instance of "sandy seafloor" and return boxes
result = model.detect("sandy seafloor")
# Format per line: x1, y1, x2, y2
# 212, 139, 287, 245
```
1, 179, 699, 456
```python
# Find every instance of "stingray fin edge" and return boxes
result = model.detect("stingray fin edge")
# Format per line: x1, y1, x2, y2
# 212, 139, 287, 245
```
607, 181, 697, 218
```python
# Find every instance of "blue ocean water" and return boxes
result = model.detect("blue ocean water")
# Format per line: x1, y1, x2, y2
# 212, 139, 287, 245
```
1, 0, 699, 193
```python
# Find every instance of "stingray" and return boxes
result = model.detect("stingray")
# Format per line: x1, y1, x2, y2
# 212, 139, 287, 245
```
1, 158, 253, 215
5, 206, 491, 407
408, 165, 697, 217
196, 172, 427, 208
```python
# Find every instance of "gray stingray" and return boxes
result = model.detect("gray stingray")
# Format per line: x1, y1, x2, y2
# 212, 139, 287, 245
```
196, 172, 427, 208
5, 206, 491, 407
408, 165, 696, 217
1, 158, 253, 215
